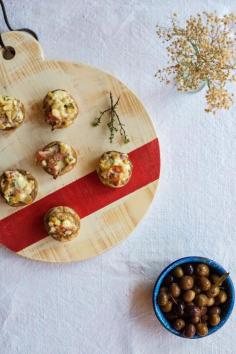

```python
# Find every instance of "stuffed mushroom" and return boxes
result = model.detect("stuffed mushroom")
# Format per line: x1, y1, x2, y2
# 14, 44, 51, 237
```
43, 89, 78, 130
0, 169, 38, 207
36, 141, 77, 179
97, 151, 133, 188
44, 206, 80, 242
0, 95, 25, 130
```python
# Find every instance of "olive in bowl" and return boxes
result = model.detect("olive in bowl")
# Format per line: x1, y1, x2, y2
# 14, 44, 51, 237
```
152, 257, 235, 339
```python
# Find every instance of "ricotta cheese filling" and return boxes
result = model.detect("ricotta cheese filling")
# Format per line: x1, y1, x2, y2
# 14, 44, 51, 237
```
36, 142, 76, 177
98, 151, 132, 187
0, 96, 24, 129
1, 170, 35, 205
47, 212, 78, 237
44, 90, 78, 125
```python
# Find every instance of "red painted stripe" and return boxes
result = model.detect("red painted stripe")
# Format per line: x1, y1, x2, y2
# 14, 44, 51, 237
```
0, 139, 160, 252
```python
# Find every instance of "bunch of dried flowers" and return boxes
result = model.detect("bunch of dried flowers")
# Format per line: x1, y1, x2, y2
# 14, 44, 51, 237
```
156, 12, 236, 113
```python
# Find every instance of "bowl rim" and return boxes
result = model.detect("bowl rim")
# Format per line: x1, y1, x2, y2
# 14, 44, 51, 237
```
152, 256, 235, 339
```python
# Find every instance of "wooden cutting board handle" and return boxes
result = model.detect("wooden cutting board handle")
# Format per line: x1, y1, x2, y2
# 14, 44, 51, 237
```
1, 30, 43, 63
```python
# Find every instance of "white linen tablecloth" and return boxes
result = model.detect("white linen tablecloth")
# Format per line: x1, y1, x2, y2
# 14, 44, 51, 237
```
0, 1, 235, 353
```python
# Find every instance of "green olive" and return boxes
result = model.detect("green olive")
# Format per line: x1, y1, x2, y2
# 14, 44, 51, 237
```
180, 276, 194, 290
173, 318, 185, 331
197, 277, 211, 291
196, 323, 208, 336
195, 294, 208, 307
209, 314, 220, 326
161, 300, 173, 313
215, 290, 227, 304
190, 315, 200, 324
169, 283, 181, 298
206, 285, 220, 298
206, 297, 215, 306
196, 263, 210, 277
183, 290, 195, 302
173, 266, 184, 278
158, 292, 169, 306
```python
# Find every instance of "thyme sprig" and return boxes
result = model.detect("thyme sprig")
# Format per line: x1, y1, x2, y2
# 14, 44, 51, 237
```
93, 92, 130, 144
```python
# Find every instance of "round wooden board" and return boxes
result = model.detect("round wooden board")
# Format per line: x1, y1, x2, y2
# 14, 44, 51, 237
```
0, 31, 160, 263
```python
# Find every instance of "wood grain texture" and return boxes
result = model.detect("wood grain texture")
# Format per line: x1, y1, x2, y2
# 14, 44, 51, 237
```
18, 181, 158, 262
0, 31, 160, 262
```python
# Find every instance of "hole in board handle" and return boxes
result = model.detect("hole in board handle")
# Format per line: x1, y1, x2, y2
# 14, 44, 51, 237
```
2, 46, 15, 60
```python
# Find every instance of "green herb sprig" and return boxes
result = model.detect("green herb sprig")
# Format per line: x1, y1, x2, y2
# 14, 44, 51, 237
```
93, 92, 130, 144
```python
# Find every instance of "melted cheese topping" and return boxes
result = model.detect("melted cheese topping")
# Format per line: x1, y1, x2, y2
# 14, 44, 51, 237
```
47, 208, 79, 239
0, 170, 35, 205
44, 90, 78, 128
36, 142, 76, 178
0, 96, 24, 130
98, 151, 132, 187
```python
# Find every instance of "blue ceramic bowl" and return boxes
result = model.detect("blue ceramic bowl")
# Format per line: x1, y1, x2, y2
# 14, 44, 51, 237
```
153, 256, 235, 339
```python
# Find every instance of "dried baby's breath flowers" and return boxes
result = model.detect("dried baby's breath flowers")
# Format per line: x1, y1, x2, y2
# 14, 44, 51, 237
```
93, 92, 130, 144
156, 12, 236, 113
